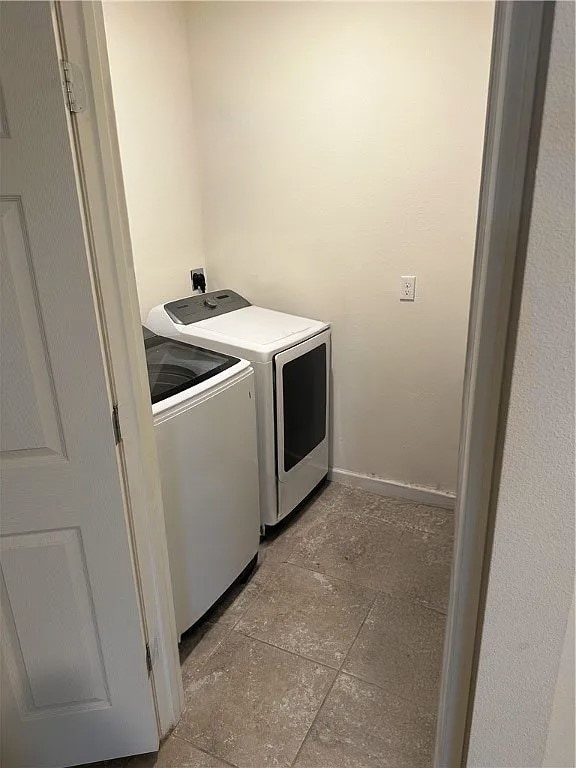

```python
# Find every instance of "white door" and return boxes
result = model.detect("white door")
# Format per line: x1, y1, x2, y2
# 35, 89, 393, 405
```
0, 3, 158, 767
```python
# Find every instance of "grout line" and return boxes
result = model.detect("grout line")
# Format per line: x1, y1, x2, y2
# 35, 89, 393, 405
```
171, 731, 239, 767
233, 627, 341, 673
273, 568, 379, 766
279, 559, 378, 597
408, 598, 448, 617
289, 668, 340, 768
335, 668, 439, 719
180, 585, 265, 702
380, 525, 451, 616
284, 549, 449, 616
362, 513, 456, 541
286, 558, 399, 600
283, 559, 381, 590
266, 560, 448, 626
338, 589, 379, 672
180, 624, 232, 690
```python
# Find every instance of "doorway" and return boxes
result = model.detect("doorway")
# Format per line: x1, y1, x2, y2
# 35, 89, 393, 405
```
1, 1, 557, 766
99, 2, 493, 766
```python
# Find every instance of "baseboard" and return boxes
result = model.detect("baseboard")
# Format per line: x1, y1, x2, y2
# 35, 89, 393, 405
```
328, 468, 456, 510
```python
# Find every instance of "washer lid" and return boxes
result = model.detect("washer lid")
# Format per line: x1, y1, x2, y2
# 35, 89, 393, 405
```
142, 328, 241, 404
195, 306, 319, 345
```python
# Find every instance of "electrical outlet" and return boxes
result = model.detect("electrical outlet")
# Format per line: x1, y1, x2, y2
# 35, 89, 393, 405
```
191, 267, 206, 294
400, 275, 416, 301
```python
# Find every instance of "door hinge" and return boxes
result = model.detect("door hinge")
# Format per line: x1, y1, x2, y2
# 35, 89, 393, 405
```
112, 404, 122, 445
61, 60, 86, 114
145, 639, 158, 676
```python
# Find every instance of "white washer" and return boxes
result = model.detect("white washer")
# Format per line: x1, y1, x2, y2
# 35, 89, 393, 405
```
147, 292, 331, 528
143, 329, 260, 638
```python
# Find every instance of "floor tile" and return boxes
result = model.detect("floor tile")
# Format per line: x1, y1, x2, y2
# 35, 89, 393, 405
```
236, 562, 375, 668
288, 510, 402, 591
175, 631, 336, 768
377, 527, 453, 612
313, 482, 369, 513
260, 481, 336, 563
294, 480, 350, 515
180, 618, 233, 690
362, 495, 454, 537
259, 519, 307, 565
126, 737, 230, 767
343, 593, 446, 712
74, 484, 451, 768
293, 673, 436, 768
203, 556, 275, 628
179, 557, 282, 685
311, 482, 455, 536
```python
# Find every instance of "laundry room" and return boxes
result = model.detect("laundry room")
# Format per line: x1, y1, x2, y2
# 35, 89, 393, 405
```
101, 1, 493, 764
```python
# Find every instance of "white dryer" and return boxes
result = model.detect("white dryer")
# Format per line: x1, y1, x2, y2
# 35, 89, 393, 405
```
147, 291, 331, 528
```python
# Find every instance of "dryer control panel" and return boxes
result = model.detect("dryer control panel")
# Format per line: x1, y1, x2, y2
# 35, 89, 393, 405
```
165, 290, 251, 325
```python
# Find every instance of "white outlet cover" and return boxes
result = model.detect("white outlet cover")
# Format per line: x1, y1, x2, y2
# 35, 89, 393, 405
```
400, 275, 416, 301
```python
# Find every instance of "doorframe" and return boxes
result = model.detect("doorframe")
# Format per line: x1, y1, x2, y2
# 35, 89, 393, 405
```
434, 2, 555, 766
53, 0, 556, 754
55, 1, 184, 735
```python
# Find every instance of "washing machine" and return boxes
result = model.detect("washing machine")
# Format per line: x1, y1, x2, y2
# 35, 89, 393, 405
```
146, 292, 331, 529
143, 327, 260, 638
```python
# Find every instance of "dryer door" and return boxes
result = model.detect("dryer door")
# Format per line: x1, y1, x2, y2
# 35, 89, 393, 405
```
274, 330, 330, 519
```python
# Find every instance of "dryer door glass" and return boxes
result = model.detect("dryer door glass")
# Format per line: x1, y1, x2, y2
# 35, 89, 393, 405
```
281, 343, 327, 472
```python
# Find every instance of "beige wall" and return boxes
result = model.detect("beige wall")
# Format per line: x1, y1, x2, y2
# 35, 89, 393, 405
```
468, 3, 575, 765
187, 1, 493, 492
104, 1, 493, 493
103, 1, 204, 322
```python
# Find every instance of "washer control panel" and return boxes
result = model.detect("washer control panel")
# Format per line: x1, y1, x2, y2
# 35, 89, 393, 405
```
164, 290, 251, 325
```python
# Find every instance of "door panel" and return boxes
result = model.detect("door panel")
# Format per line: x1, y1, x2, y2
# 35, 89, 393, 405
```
274, 330, 330, 484
0, 197, 65, 461
0, 3, 158, 766
281, 344, 327, 473
1, 529, 109, 712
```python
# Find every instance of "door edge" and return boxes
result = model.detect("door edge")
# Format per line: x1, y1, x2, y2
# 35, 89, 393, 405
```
54, 0, 184, 737
434, 3, 556, 766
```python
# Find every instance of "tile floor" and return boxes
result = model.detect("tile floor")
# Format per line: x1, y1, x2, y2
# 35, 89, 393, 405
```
94, 481, 453, 768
